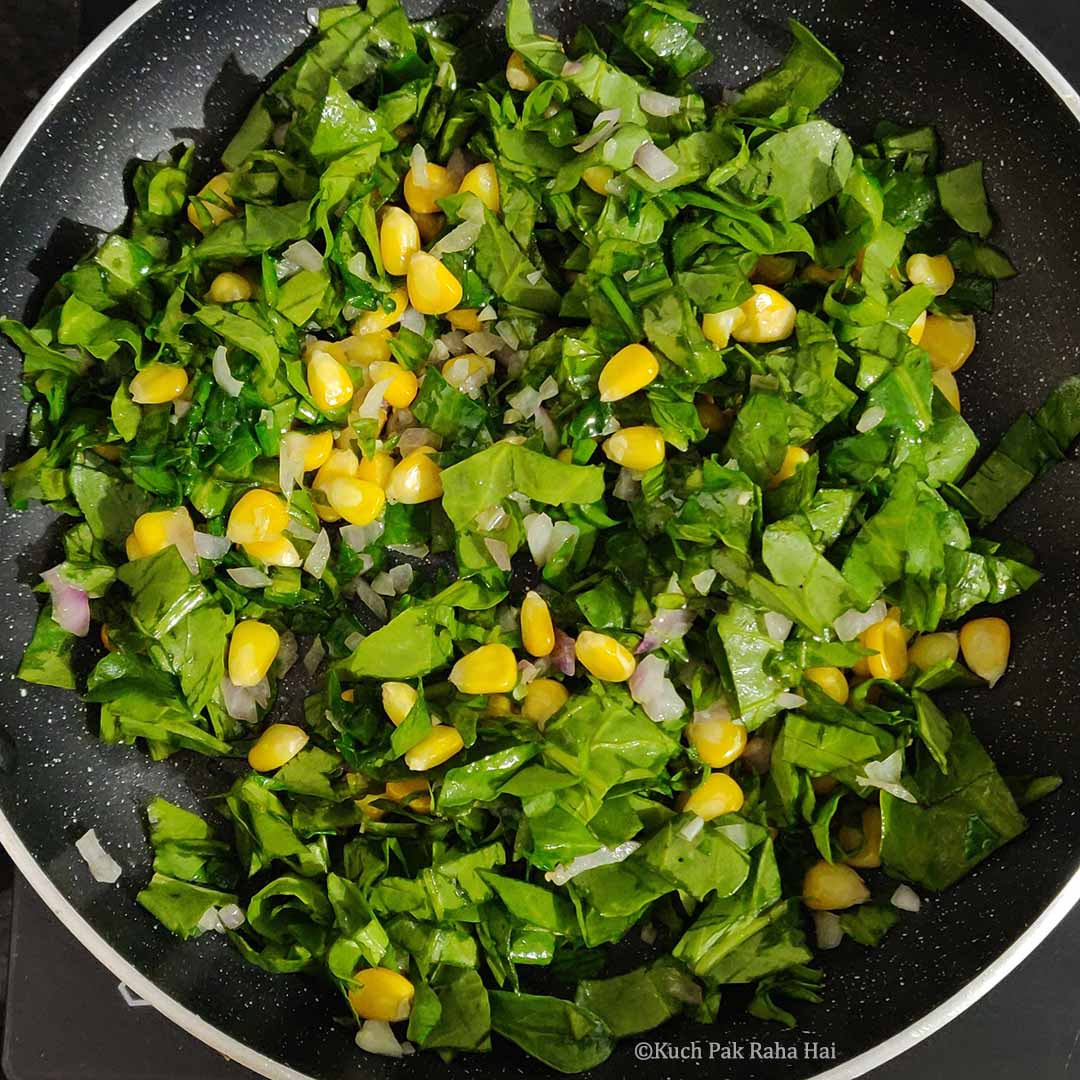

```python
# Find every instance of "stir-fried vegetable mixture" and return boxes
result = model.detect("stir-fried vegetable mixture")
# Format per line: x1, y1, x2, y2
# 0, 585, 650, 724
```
4, 0, 1080, 1069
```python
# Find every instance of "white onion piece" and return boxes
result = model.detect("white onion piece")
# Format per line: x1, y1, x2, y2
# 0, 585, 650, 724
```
41, 567, 90, 637
227, 567, 272, 588
273, 630, 299, 677
75, 829, 122, 883
162, 507, 199, 575
220, 675, 260, 722
372, 572, 396, 597
640, 923, 658, 945
495, 320, 520, 350
545, 521, 579, 564
717, 821, 753, 849
535, 406, 559, 454
428, 338, 450, 364
439, 330, 469, 356
464, 331, 504, 357
278, 431, 307, 499
524, 512, 554, 565
431, 220, 482, 257
400, 306, 426, 335
736, 490, 753, 506
691, 569, 716, 595
357, 1020, 405, 1058
678, 814, 705, 843
303, 529, 331, 580
814, 911, 843, 950
358, 378, 392, 419
633, 141, 678, 182
341, 521, 384, 551
639, 89, 681, 117
561, 59, 584, 76
485, 537, 512, 572
305, 6, 319, 26
346, 251, 376, 282
475, 505, 508, 532
218, 903, 246, 930
343, 630, 365, 651
629, 654, 686, 722
775, 692, 807, 710
193, 531, 231, 560
283, 239, 324, 272
749, 373, 780, 392
171, 396, 193, 422
693, 700, 732, 724
857, 749, 916, 803
525, 269, 543, 286
764, 611, 794, 642
197, 906, 225, 934
398, 427, 441, 454
212, 346, 244, 397
637, 606, 694, 654
833, 600, 888, 642
891, 884, 922, 912
385, 542, 428, 558
388, 564, 413, 593
303, 635, 326, 675
478, 304, 497, 322
546, 841, 640, 886
355, 578, 388, 622
613, 467, 641, 501
857, 406, 886, 433
574, 107, 621, 153
408, 143, 429, 187
516, 659, 541, 690
285, 519, 320, 542
551, 628, 577, 676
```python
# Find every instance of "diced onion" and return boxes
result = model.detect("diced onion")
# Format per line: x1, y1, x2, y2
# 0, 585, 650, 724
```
551, 628, 577, 676
814, 911, 843, 950
693, 700, 731, 724
428, 338, 450, 364
220, 675, 264, 722
344, 630, 365, 651
633, 141, 678, 182
637, 606, 694, 654
776, 692, 807, 710
41, 567, 90, 637
75, 829, 122, 884
857, 749, 917, 803
640, 923, 657, 945
678, 814, 705, 843
613, 467, 640, 501
484, 537, 512, 572
286, 519, 320, 542
278, 431, 307, 499
475, 505, 508, 532
372, 572, 397, 596
691, 569, 716, 595
303, 635, 326, 675
197, 906, 225, 934
524, 512, 554, 565
400, 306, 426, 335
356, 1020, 405, 1058
303, 529, 331, 580
464, 331, 504, 357
833, 600, 888, 642
478, 304, 497, 322
193, 531, 231, 560
639, 89, 682, 117
409, 143, 429, 187
857, 406, 886, 433
495, 320, 521, 350
355, 578, 388, 622
358, 378, 392, 419
574, 108, 622, 153
274, 629, 299, 677
561, 59, 584, 76
385, 543, 428, 558
218, 903, 246, 930
545, 841, 640, 886
227, 567, 272, 588
341, 521, 384, 551
764, 611, 794, 642
749, 373, 780, 392
431, 220, 482, 256
439, 330, 469, 356
388, 563, 414, 593
629, 654, 686, 722
891, 884, 922, 912
283, 239, 324, 272
212, 346, 244, 397
398, 427, 441, 455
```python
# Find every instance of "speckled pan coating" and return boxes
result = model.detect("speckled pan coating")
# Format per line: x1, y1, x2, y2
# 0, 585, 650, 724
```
0, 1, 1077, 1077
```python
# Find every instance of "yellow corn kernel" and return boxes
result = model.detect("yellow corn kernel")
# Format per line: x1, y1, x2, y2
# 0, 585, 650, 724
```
187, 172, 235, 232
602, 425, 665, 472
845, 806, 883, 869
920, 314, 976, 372
769, 445, 810, 489
403, 162, 456, 216
357, 450, 394, 489
520, 590, 555, 658
228, 620, 280, 687
752, 255, 797, 287
696, 395, 729, 433
130, 363, 189, 405
243, 535, 302, 567
959, 617, 1011, 688
459, 162, 500, 213
207, 271, 253, 304
908, 631, 960, 672
505, 51, 539, 91
802, 859, 870, 910
908, 310, 928, 345
684, 773, 745, 820
731, 285, 797, 344
557, 448, 573, 463
290, 429, 332, 473
906, 253, 956, 296
125, 533, 143, 560
226, 489, 289, 544
598, 343, 660, 403
385, 777, 432, 813
412, 211, 444, 245
306, 347, 354, 413
386, 448, 442, 503
449, 643, 518, 695
381, 681, 418, 726
861, 613, 909, 681
353, 287, 409, 335
574, 630, 636, 682
341, 688, 356, 703
323, 476, 387, 526
368, 360, 418, 409
248, 723, 309, 772
689, 718, 747, 768
487, 694, 515, 717
348, 967, 415, 1022
447, 308, 483, 333
405, 724, 465, 771
341, 330, 392, 366
932, 367, 961, 412
521, 678, 569, 727
701, 307, 747, 348
582, 166, 615, 195
442, 352, 495, 394
131, 508, 184, 559
406, 251, 463, 315
805, 666, 849, 704
314, 448, 360, 490
379, 206, 420, 277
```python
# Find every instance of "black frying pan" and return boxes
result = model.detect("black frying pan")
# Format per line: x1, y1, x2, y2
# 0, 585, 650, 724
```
1, 1, 1079, 1077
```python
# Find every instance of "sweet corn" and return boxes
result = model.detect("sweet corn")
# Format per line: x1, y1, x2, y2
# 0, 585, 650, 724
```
861, 613, 909, 681
458, 163, 500, 213
403, 163, 456, 215
582, 166, 614, 195
314, 448, 359, 490
932, 367, 961, 412
959, 617, 1011, 688
130, 363, 189, 405
447, 308, 483, 333
348, 968, 415, 1022
131, 508, 187, 559
845, 806, 883, 869
769, 445, 810, 489
385, 777, 432, 813
602, 426, 666, 472
908, 310, 928, 345
243, 535, 302, 567
805, 666, 849, 705
906, 253, 956, 296
353, 287, 408, 335
731, 285, 797, 344
520, 590, 555, 657
368, 360, 418, 409
575, 630, 636, 682
522, 678, 569, 727
701, 307, 746, 348
920, 314, 976, 372
228, 620, 280, 687
752, 255, 797, 286
442, 352, 495, 394
382, 681, 418, 726
908, 631, 960, 672
487, 694, 515, 717
307, 347, 354, 413
449, 643, 518, 695
684, 773, 745, 820
406, 251, 463, 315
405, 724, 465, 771
412, 211, 444, 245
125, 534, 143, 560
357, 450, 394, 489
324, 476, 387, 526
226, 489, 289, 544
802, 859, 870, 910
187, 172, 235, 232
689, 717, 747, 768
297, 429, 334, 472
341, 330, 392, 366
379, 206, 420, 277
598, 344, 660, 403
248, 723, 309, 771
207, 271, 253, 304
386, 448, 442, 503
341, 688, 355, 703
505, 51, 539, 91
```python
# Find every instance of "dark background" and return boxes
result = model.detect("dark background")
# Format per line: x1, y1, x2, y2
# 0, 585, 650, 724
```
1, 1, 1079, 1079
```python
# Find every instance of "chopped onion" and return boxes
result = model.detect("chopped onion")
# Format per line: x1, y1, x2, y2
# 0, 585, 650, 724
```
693, 699, 732, 725
764, 611, 794, 642
551, 628, 577, 676
775, 692, 807, 710
400, 306, 426, 335
218, 903, 246, 930
171, 395, 194, 422
431, 220, 482, 256
388, 563, 414, 593
346, 251, 376, 283
535, 406, 559, 453
639, 90, 681, 117
464, 330, 504, 357
355, 578, 388, 622
75, 829, 122, 884
524, 512, 554, 565
220, 676, 261, 722
341, 521, 384, 551
227, 567, 272, 588
439, 330, 468, 356
478, 304, 497, 322
398, 427, 441, 454
485, 537, 512, 572
303, 635, 326, 675
629, 654, 686, 722
343, 630, 365, 651
691, 569, 716, 595
359, 378, 392, 419
428, 338, 450, 364
303, 529, 331, 580
41, 567, 90, 637
736, 490, 753, 506
637, 606, 694, 654
717, 821, 753, 849
613, 467, 641, 501
574, 108, 622, 153
546, 520, 579, 563
372, 572, 396, 596
678, 814, 705, 843
524, 269, 543, 286
814, 911, 843, 950
749, 372, 780, 392
857, 405, 886, 433
286, 519, 320, 542
212, 346, 244, 397
516, 659, 541, 691
475, 505, 508, 532
891, 884, 922, 913
193, 531, 231, 560
305, 5, 319, 26
857, 749, 916, 803
833, 599, 888, 642
545, 841, 640, 886
197, 906, 225, 934
640, 923, 658, 945
495, 320, 521, 350
164, 508, 198, 575
633, 141, 678, 182
274, 630, 299, 677
408, 143, 429, 187
385, 542, 428, 558
283, 239, 323, 272
356, 1020, 405, 1058
278, 431, 307, 499
561, 59, 584, 77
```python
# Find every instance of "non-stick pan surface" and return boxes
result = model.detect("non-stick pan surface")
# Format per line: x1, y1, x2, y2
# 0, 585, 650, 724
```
0, 1, 1078, 1077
